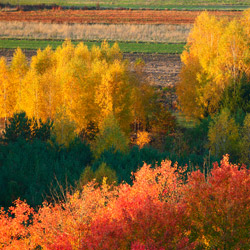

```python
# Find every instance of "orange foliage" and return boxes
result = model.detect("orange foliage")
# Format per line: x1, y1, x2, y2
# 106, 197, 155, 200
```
0, 157, 249, 249
183, 155, 250, 248
135, 130, 151, 149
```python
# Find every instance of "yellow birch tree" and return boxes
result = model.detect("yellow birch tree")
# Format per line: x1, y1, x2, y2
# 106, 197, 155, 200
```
0, 57, 16, 121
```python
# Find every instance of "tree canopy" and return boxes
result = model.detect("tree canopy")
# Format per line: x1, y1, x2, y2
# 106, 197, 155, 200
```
0, 41, 155, 137
177, 11, 250, 119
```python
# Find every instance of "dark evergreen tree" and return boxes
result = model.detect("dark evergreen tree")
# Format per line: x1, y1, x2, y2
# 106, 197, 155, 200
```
1, 111, 53, 143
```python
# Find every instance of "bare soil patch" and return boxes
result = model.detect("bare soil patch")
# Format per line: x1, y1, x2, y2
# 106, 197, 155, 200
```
124, 53, 181, 87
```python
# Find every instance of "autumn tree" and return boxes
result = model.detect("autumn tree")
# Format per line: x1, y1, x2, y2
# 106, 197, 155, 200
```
0, 41, 162, 146
208, 109, 240, 160
184, 155, 250, 249
177, 11, 250, 119
240, 113, 250, 164
10, 48, 28, 111
0, 57, 16, 121
92, 114, 129, 159
129, 58, 156, 132
177, 12, 224, 118
51, 108, 76, 147
30, 46, 58, 121
135, 130, 151, 149
221, 72, 250, 114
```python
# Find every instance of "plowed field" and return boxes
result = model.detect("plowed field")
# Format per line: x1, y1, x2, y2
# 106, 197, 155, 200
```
0, 9, 241, 24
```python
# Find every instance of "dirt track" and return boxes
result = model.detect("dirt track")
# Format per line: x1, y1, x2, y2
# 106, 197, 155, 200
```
0, 49, 182, 87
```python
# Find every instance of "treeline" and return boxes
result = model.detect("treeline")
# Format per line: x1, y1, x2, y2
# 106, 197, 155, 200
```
0, 40, 174, 144
0, 3, 102, 11
0, 3, 62, 10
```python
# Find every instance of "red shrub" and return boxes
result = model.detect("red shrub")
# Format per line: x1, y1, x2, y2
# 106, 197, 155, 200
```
0, 156, 249, 249
183, 155, 250, 249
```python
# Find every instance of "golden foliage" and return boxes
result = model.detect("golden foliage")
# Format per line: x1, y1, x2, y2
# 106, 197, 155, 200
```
177, 11, 250, 119
0, 41, 153, 138
0, 57, 17, 120
135, 130, 151, 149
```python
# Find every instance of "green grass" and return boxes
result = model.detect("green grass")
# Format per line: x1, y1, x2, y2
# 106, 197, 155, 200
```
1, 0, 250, 10
0, 39, 185, 53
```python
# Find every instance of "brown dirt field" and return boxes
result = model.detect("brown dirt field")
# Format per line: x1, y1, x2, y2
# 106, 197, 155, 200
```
0, 9, 241, 24
124, 53, 181, 88
0, 49, 181, 88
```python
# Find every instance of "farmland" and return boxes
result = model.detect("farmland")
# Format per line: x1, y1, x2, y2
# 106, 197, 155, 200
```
0, 8, 243, 91
0, 22, 191, 43
0, 39, 185, 53
0, 9, 241, 24
1, 0, 250, 10
0, 8, 195, 88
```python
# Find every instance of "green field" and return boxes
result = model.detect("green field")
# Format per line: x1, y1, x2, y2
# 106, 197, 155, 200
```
1, 0, 250, 10
0, 39, 185, 53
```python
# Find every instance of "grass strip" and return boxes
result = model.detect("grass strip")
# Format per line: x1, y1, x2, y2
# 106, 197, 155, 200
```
1, 0, 250, 10
0, 39, 185, 53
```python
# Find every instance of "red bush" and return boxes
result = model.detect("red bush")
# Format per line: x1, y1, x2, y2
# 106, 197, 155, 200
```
0, 156, 249, 249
